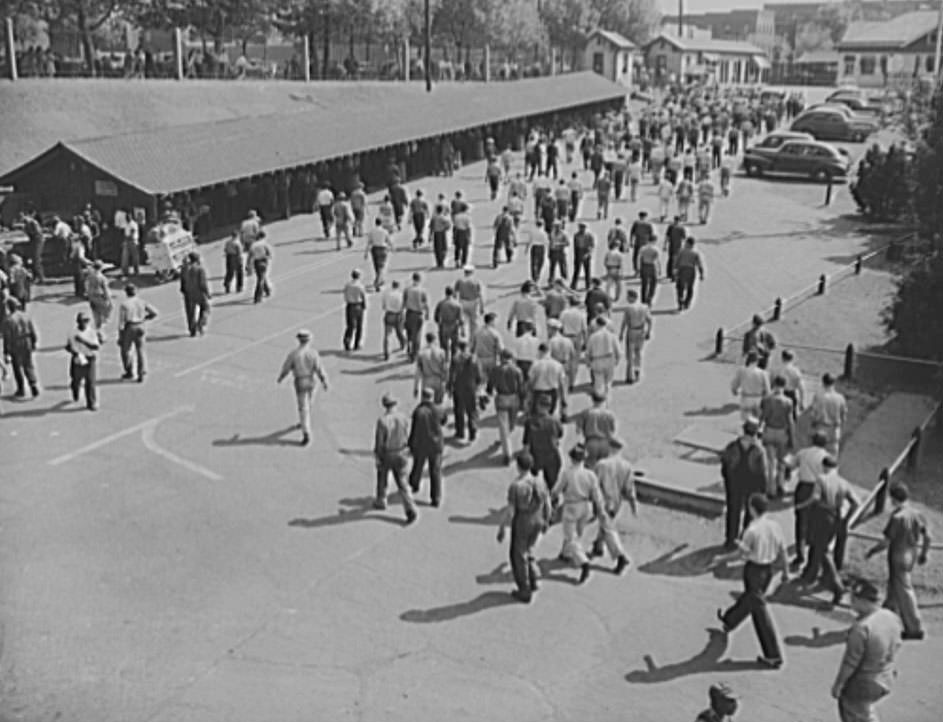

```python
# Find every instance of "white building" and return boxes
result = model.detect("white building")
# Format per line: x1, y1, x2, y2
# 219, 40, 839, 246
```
582, 29, 636, 88
837, 10, 941, 87
642, 32, 770, 86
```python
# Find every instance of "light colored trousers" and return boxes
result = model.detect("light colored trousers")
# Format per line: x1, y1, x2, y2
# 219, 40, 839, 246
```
594, 510, 626, 559
589, 361, 615, 398
560, 503, 592, 565
295, 385, 314, 435
625, 331, 645, 380
885, 551, 923, 635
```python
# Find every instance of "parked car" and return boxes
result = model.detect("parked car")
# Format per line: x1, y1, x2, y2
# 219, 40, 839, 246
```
824, 95, 882, 116
742, 139, 851, 181
753, 130, 814, 149
790, 108, 877, 142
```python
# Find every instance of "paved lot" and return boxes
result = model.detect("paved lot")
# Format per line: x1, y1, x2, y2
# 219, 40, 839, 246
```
3, 135, 941, 722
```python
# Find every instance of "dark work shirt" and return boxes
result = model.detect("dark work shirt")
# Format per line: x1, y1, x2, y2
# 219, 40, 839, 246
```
488, 363, 525, 397
523, 412, 563, 459
449, 351, 482, 395
408, 401, 444, 454
584, 289, 611, 318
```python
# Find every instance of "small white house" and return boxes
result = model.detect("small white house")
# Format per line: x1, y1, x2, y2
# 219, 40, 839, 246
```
837, 11, 941, 87
583, 29, 636, 88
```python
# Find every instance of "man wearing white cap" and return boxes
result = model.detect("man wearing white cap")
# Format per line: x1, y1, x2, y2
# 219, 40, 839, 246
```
454, 265, 485, 339
277, 329, 329, 446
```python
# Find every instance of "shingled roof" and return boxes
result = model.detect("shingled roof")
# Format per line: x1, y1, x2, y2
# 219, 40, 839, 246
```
1, 73, 625, 195
838, 10, 939, 49
644, 33, 767, 56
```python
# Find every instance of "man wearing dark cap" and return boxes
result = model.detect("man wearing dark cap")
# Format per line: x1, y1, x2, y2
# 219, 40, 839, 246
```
408, 387, 445, 506
277, 329, 329, 445
117, 284, 158, 382
865, 482, 931, 640
496, 450, 552, 603
798, 455, 859, 606
571, 222, 595, 290
449, 338, 481, 442
523, 394, 564, 490
742, 314, 776, 369
373, 393, 417, 524
792, 431, 830, 566
720, 418, 768, 549
713, 492, 789, 669
2, 298, 40, 398
488, 349, 526, 464
551, 445, 604, 584
831, 579, 902, 722
179, 251, 210, 337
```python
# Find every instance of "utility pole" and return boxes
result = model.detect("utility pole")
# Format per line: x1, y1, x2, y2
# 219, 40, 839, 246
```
934, 0, 943, 80
424, 0, 432, 92
678, 0, 683, 37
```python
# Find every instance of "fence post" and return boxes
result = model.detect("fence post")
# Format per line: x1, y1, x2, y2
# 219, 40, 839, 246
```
854, 255, 863, 274
772, 297, 782, 321
874, 468, 890, 515
714, 328, 725, 356
842, 343, 855, 380
906, 426, 923, 472
4, 17, 18, 81
817, 273, 827, 295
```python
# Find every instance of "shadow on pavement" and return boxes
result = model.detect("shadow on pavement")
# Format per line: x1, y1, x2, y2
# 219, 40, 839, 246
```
288, 496, 406, 529
442, 444, 503, 474
213, 426, 300, 448
0, 399, 84, 418
400, 590, 517, 623
638, 543, 729, 578
340, 359, 410, 376
474, 560, 580, 587
684, 402, 740, 417
784, 627, 848, 648
625, 628, 764, 683
448, 507, 504, 526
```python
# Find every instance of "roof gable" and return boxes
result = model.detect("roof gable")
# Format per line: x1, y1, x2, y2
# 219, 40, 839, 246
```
839, 10, 939, 49
643, 32, 766, 56
588, 29, 636, 49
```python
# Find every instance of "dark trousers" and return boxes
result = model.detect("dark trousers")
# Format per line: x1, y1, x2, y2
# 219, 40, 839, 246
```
614, 171, 624, 199
631, 242, 641, 273
510, 521, 542, 598
640, 264, 657, 305
453, 231, 470, 266
453, 391, 478, 439
432, 231, 447, 267
253, 259, 271, 303
344, 303, 364, 350
530, 389, 559, 417
721, 562, 782, 661
793, 481, 815, 562
73, 261, 86, 297
555, 199, 568, 220
532, 452, 561, 492
571, 252, 591, 290
488, 176, 500, 200
409, 449, 443, 503
183, 296, 209, 336
492, 236, 513, 267
802, 507, 844, 595
412, 213, 426, 244
224, 254, 244, 292
382, 312, 405, 359
568, 192, 579, 222
724, 485, 750, 545
529, 245, 545, 283
119, 324, 146, 378
712, 146, 722, 168
69, 357, 97, 408
666, 251, 677, 280
546, 158, 558, 179
318, 204, 333, 236
10, 348, 38, 394
439, 326, 459, 358
375, 452, 416, 517
404, 310, 424, 361
676, 267, 696, 309
548, 249, 567, 282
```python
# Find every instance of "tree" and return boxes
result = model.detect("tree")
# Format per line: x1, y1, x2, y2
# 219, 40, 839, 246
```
539, 0, 595, 70
36, 0, 123, 74
912, 89, 943, 242
591, 0, 660, 45
431, 0, 487, 63
485, 0, 544, 63
793, 23, 832, 57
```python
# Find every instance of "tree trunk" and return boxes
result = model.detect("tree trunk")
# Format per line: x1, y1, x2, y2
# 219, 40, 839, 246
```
307, 30, 318, 78
348, 27, 354, 60
322, 13, 330, 78
77, 6, 96, 76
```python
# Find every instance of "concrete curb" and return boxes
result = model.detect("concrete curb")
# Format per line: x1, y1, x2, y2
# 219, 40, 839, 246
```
633, 470, 725, 518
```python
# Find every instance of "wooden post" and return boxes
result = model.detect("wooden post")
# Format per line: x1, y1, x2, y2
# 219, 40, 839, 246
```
906, 426, 923, 472
173, 27, 184, 81
302, 35, 311, 82
772, 297, 783, 321
484, 44, 491, 82
817, 273, 827, 295
842, 343, 855, 380
854, 254, 863, 274
714, 328, 724, 356
874, 468, 890, 515
403, 36, 410, 82
4, 17, 17, 81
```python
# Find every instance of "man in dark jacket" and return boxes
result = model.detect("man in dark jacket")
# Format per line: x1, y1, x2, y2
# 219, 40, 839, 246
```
720, 417, 768, 549
523, 395, 564, 491
408, 387, 446, 506
1, 298, 40, 398
449, 338, 482, 442
179, 251, 210, 336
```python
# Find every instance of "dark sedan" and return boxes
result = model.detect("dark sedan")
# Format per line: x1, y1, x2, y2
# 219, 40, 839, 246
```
742, 140, 851, 181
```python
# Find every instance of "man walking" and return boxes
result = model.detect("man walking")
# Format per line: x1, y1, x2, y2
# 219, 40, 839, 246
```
713, 493, 790, 669
277, 329, 329, 446
332, 192, 353, 250
85, 260, 113, 331
408, 387, 445, 506
590, 439, 636, 575
629, 211, 654, 275
731, 352, 770, 421
248, 230, 274, 304
551, 445, 605, 584
409, 189, 429, 248
792, 431, 830, 567
586, 316, 620, 399
576, 392, 616, 469
742, 314, 776, 369
403, 273, 429, 362
759, 376, 795, 498
472, 312, 503, 383
523, 394, 564, 490
528, 343, 567, 419
452, 204, 472, 268
380, 279, 406, 361
429, 203, 452, 268
619, 289, 652, 384
548, 319, 578, 393
65, 311, 100, 410
664, 217, 686, 280
548, 220, 569, 283
810, 373, 847, 458
365, 219, 394, 291
414, 332, 448, 404
675, 237, 705, 311
222, 231, 244, 293
120, 210, 141, 277
449, 339, 481, 443
527, 220, 548, 285
434, 286, 463, 358
491, 206, 515, 269
454, 265, 485, 339
496, 451, 552, 603
316, 185, 335, 239
637, 238, 661, 306
488, 349, 525, 464
117, 284, 157, 383
720, 419, 768, 549
180, 252, 210, 337
373, 393, 418, 524
342, 269, 367, 352
831, 579, 902, 722
2, 299, 40, 398
865, 482, 930, 640
571, 222, 595, 291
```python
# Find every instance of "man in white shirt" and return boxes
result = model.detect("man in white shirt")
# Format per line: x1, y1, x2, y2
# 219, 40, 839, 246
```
120, 212, 140, 277
380, 279, 406, 361
316, 185, 335, 239
248, 232, 274, 304
586, 316, 621, 399
809, 372, 848, 458
731, 351, 770, 421
277, 329, 329, 446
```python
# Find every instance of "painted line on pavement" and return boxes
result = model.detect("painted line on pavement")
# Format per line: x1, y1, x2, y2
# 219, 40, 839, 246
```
47, 405, 193, 466
141, 424, 223, 481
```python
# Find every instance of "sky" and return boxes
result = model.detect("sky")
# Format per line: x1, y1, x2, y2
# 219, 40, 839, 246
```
658, 0, 841, 13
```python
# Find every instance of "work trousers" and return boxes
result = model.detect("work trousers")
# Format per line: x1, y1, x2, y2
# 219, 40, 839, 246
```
676, 267, 696, 309
10, 349, 38, 394
119, 324, 147, 378
404, 310, 424, 361
370, 248, 388, 290
453, 391, 478, 439
762, 427, 790, 496
698, 200, 712, 224
375, 451, 416, 517
453, 231, 470, 267
294, 385, 314, 436
492, 236, 513, 267
89, 301, 111, 330
640, 264, 658, 305
561, 505, 592, 565
604, 268, 622, 303
432, 231, 448, 267
724, 486, 751, 545
532, 452, 561, 492
73, 261, 86, 297
383, 312, 406, 359
802, 507, 844, 595
838, 686, 888, 722
594, 510, 626, 560
793, 481, 816, 562
459, 300, 479, 339
510, 521, 542, 599
224, 254, 244, 292
121, 241, 140, 276
335, 222, 352, 250
344, 303, 364, 350
183, 295, 209, 336
439, 325, 460, 358
569, 192, 580, 222
69, 357, 97, 408
556, 199, 568, 221
495, 397, 520, 459
529, 245, 545, 284
589, 361, 615, 398
409, 449, 443, 504
318, 204, 333, 237
884, 550, 923, 635
253, 259, 271, 303
721, 561, 783, 661
548, 249, 568, 282
412, 213, 426, 245
625, 330, 645, 381
571, 252, 591, 290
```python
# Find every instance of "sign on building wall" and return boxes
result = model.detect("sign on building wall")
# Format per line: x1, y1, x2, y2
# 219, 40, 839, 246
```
95, 180, 118, 197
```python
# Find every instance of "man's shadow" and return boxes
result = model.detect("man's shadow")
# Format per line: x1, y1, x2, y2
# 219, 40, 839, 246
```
448, 507, 504, 526
288, 495, 408, 529
638, 543, 738, 579
625, 628, 765, 683
213, 426, 300, 448
474, 559, 580, 587
785, 626, 848, 649
400, 591, 517, 623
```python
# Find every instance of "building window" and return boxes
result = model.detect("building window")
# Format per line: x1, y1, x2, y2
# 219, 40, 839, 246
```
655, 55, 667, 75
843, 55, 856, 75
593, 52, 604, 75
927, 55, 935, 73
859, 55, 876, 75
622, 54, 630, 74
